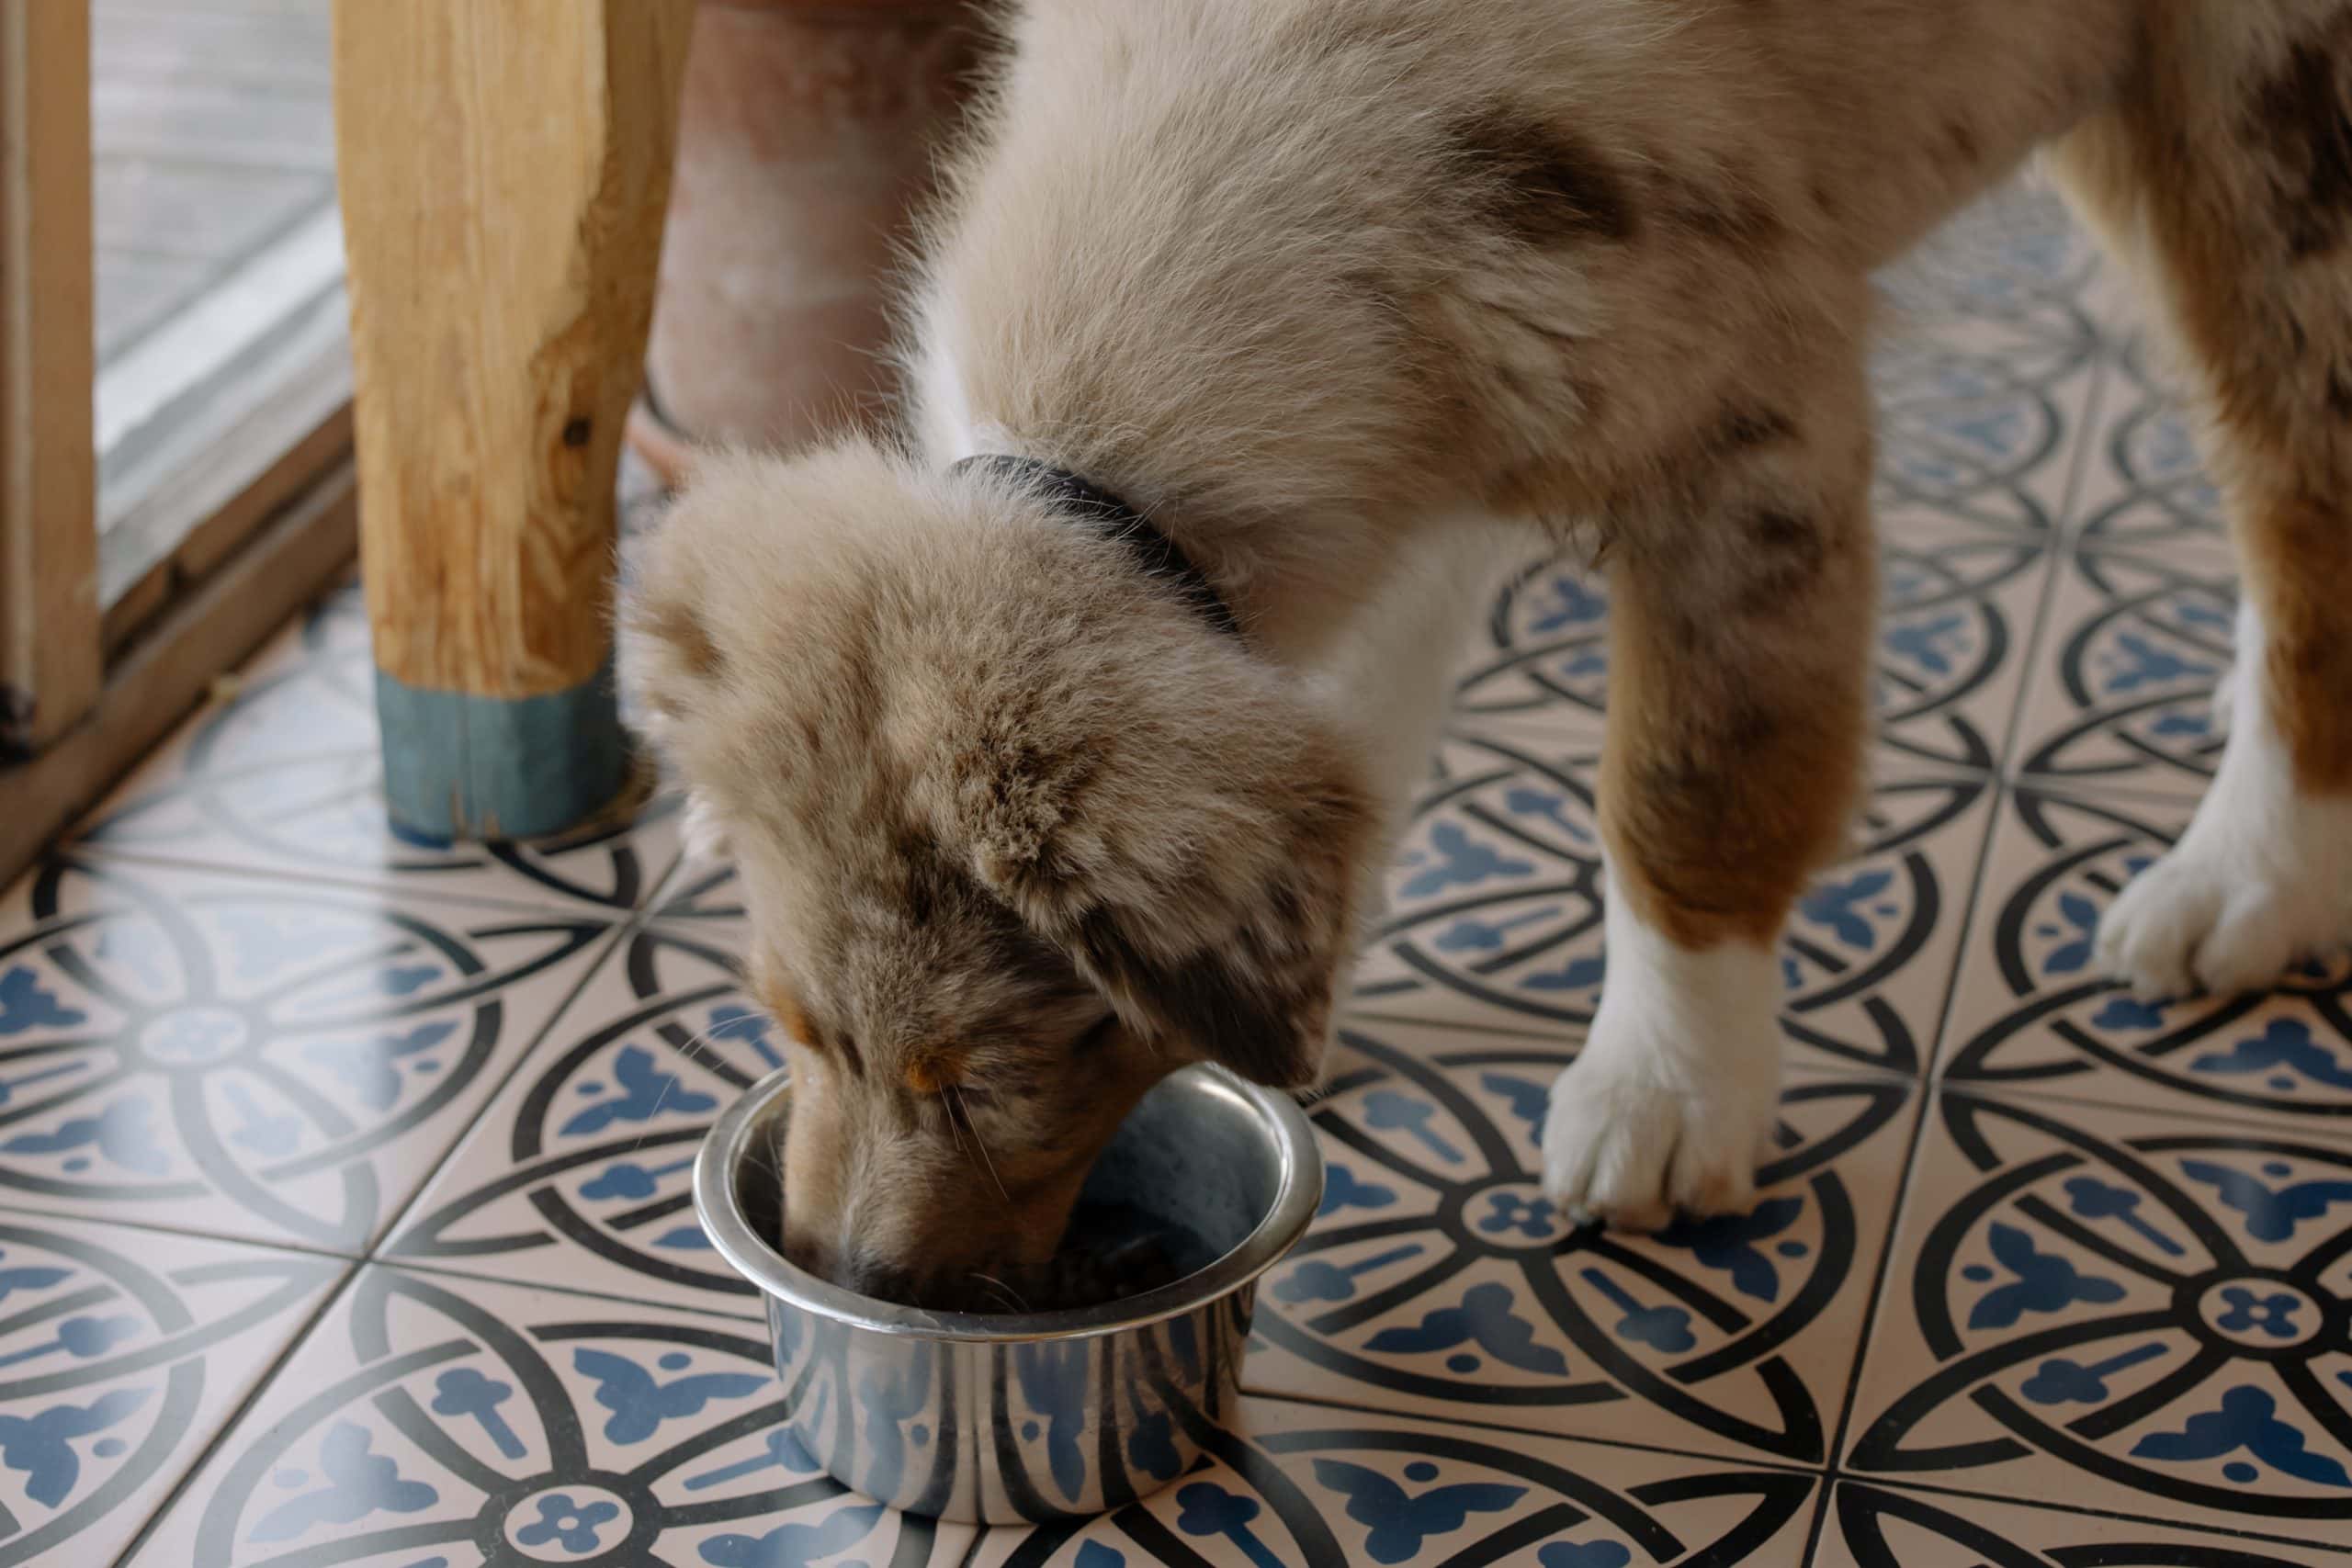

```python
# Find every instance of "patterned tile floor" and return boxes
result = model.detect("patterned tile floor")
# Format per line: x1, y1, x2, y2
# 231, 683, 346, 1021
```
4, 184, 2349, 1565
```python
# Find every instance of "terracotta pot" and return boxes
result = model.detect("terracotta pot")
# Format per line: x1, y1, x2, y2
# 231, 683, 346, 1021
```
631, 0, 980, 479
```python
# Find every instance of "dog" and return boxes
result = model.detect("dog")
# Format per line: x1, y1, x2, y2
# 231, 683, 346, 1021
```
622, 0, 2352, 1304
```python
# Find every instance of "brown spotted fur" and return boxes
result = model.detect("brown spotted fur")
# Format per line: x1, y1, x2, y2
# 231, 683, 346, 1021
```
2051, 1, 2352, 792
622, 0, 2352, 1296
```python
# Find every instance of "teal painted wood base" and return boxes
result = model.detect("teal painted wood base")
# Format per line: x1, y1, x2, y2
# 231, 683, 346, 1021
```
375, 663, 629, 842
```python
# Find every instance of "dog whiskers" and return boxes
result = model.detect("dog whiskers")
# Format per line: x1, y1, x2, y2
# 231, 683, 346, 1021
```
620, 1024, 729, 1161
939, 1090, 971, 1167
967, 1271, 1030, 1314
947, 1086, 1010, 1203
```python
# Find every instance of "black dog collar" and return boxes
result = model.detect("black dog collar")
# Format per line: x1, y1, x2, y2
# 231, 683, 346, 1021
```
952, 453, 1241, 637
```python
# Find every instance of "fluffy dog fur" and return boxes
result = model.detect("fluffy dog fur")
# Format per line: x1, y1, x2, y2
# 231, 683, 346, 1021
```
623, 0, 2352, 1300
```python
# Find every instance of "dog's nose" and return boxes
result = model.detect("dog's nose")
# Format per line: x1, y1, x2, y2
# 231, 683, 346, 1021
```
781, 1234, 831, 1280
838, 1249, 920, 1305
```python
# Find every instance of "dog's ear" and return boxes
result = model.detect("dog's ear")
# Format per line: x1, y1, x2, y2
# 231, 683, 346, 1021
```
615, 483, 727, 753
938, 681, 1375, 1090
1056, 807, 1364, 1089
613, 447, 847, 842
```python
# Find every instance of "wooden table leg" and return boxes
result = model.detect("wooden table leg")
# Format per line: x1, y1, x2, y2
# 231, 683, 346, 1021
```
333, 0, 689, 841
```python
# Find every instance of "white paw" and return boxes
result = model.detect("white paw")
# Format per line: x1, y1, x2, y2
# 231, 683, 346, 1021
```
2098, 843, 2344, 999
1540, 1047, 1781, 1231
2098, 600, 2352, 1000
1537, 902, 1782, 1231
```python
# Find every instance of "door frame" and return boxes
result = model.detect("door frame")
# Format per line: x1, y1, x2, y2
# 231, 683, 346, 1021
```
0, 0, 98, 757
0, 0, 358, 885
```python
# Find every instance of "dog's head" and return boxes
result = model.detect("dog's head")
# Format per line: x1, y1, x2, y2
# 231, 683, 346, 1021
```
621, 442, 1374, 1305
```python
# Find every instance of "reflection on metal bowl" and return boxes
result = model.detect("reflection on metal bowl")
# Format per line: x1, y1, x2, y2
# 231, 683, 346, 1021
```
693, 1063, 1323, 1523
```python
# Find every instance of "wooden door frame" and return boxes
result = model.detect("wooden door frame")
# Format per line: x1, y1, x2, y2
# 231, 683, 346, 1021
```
0, 0, 358, 886
0, 0, 694, 883
0, 0, 98, 756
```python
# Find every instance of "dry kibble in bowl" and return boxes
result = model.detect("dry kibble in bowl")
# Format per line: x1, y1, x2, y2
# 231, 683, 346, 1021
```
1023, 1201, 1202, 1310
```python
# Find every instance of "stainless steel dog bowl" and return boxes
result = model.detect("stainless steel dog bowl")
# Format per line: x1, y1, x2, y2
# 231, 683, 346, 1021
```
694, 1063, 1323, 1524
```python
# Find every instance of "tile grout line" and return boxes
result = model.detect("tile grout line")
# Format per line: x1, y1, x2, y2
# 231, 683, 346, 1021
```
361, 910, 648, 1262
1802, 1476, 1838, 1568
1244, 1388, 2352, 1560
2001, 322, 2116, 791
1808, 322, 2121, 1521
0, 1200, 363, 1264
1934, 1071, 2352, 1151
0, 858, 655, 1264
1809, 325, 2339, 1556
364, 1255, 769, 1327
1832, 319, 2347, 1560
1804, 1036, 1946, 1513
107, 1259, 363, 1568
60, 840, 673, 924
1340, 1003, 1598, 1052
1821, 1472, 2352, 1558
1804, 771, 2016, 1483
1341, 1001, 1928, 1093
1907, 336, 2113, 1105
100, 838, 691, 1564
356, 831, 697, 1286
1224, 1383, 1832, 1481
1994, 770, 2210, 812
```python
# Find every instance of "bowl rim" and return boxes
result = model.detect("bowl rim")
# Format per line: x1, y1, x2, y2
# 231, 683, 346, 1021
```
692, 1061, 1326, 1343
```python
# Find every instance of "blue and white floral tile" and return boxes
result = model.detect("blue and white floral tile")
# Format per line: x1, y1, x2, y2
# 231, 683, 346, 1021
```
956, 1396, 1819, 1568
2009, 355, 2238, 805
1843, 1089, 2352, 1548
1873, 299, 2101, 560
1869, 340, 2099, 554
1240, 1015, 1917, 1468
124, 1263, 955, 1568
1868, 186, 2105, 547
385, 919, 781, 1317
1934, 787, 2352, 1133
1816, 1482, 2349, 1568
1449, 516, 2057, 783
0, 1214, 341, 1568
645, 858, 750, 947
1870, 286, 2101, 412
67, 585, 685, 917
1352, 731, 1996, 1081
1872, 513, 2059, 779
2064, 348, 2235, 574
1874, 181, 2106, 351
2007, 544, 2233, 804
1445, 562, 1614, 748
0, 853, 615, 1252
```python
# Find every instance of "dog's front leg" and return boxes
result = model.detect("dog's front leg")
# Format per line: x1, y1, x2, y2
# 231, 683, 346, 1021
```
1541, 352, 1878, 1230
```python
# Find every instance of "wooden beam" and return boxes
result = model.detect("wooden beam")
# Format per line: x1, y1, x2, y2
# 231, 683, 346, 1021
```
0, 1, 99, 753
332, 0, 689, 840
0, 459, 358, 888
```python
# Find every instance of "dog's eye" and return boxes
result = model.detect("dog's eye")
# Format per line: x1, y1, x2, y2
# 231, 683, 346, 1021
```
831, 1032, 865, 1077
903, 1052, 970, 1098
